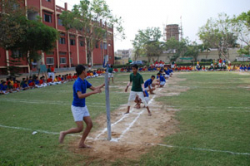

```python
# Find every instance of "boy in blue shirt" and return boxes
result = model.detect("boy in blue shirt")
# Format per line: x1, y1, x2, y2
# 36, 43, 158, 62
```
59, 65, 105, 148
144, 75, 156, 94
157, 73, 166, 87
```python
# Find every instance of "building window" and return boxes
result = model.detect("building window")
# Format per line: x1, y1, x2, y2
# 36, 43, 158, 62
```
59, 52, 67, 55
59, 38, 65, 44
44, 13, 52, 23
69, 35, 75, 39
12, 50, 22, 58
60, 57, 66, 64
46, 0, 51, 2
95, 41, 99, 48
46, 57, 54, 65
70, 39, 75, 45
58, 18, 63, 26
80, 41, 84, 47
60, 33, 65, 37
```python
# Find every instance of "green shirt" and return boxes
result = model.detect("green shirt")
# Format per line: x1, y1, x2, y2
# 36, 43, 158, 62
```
130, 73, 144, 92
47, 68, 51, 72
108, 68, 113, 73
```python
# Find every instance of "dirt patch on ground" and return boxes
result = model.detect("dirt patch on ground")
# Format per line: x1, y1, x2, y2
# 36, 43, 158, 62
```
238, 84, 250, 90
237, 72, 250, 75
67, 73, 188, 165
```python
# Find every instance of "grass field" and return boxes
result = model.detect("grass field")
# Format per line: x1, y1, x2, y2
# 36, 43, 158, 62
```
0, 71, 250, 166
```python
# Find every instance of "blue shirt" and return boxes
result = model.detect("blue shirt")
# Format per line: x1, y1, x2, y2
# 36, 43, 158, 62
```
72, 78, 92, 107
28, 80, 32, 84
0, 84, 3, 90
22, 84, 28, 88
159, 75, 166, 82
164, 70, 170, 75
2, 85, 7, 90
35, 80, 40, 85
144, 79, 152, 88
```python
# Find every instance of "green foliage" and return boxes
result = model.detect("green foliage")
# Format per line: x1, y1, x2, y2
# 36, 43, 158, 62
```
237, 45, 250, 55
0, 0, 27, 49
60, 0, 125, 63
132, 27, 163, 62
231, 10, 250, 54
0, 0, 58, 75
10, 20, 59, 63
198, 13, 238, 59
165, 37, 189, 61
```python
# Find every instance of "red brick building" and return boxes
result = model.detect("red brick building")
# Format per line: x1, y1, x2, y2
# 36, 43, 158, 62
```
0, 0, 115, 74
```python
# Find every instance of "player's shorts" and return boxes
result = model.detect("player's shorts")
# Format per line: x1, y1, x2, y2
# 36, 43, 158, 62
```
71, 105, 90, 122
108, 73, 113, 78
128, 91, 148, 107
219, 63, 222, 67
164, 75, 169, 78
145, 85, 153, 91
160, 81, 166, 86
144, 97, 150, 103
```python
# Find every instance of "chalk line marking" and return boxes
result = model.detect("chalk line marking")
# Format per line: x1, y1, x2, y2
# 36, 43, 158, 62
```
0, 124, 95, 140
1, 124, 249, 156
157, 144, 250, 156
95, 89, 159, 140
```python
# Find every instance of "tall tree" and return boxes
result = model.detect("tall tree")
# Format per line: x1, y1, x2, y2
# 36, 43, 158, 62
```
60, 0, 125, 64
132, 27, 163, 62
231, 10, 250, 55
0, 0, 58, 75
198, 13, 238, 60
165, 37, 188, 61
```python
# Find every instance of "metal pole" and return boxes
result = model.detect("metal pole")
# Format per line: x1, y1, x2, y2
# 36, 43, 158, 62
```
105, 66, 112, 141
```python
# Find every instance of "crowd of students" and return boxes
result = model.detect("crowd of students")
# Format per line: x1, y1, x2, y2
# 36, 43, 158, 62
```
0, 73, 78, 95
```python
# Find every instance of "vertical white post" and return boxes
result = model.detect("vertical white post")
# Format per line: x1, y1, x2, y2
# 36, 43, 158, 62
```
104, 56, 111, 141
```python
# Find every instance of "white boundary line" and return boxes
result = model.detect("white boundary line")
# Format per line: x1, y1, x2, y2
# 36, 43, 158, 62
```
1, 124, 249, 156
0, 124, 95, 140
157, 144, 250, 156
95, 88, 159, 140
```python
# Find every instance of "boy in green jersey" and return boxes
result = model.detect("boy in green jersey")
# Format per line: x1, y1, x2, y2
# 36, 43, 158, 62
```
125, 64, 152, 116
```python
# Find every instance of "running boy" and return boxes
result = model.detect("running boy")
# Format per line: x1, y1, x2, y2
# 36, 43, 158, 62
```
125, 64, 152, 116
59, 65, 105, 148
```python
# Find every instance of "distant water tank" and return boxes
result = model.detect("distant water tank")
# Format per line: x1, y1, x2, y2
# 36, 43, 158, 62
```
166, 24, 179, 41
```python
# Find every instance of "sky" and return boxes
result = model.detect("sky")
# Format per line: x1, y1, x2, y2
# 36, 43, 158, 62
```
56, 0, 250, 51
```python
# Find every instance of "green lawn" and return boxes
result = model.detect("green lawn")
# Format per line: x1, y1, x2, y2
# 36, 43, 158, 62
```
1, 72, 250, 166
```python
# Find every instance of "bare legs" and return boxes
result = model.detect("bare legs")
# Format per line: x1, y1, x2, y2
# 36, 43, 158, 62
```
59, 116, 93, 148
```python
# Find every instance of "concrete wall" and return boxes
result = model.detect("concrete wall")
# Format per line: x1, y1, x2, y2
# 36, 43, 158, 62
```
135, 48, 240, 63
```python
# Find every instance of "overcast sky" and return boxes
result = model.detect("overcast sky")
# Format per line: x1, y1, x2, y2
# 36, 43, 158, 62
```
56, 0, 250, 51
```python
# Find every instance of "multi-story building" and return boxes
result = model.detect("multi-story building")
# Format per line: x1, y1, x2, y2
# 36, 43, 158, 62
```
166, 24, 179, 41
0, 0, 114, 74
115, 49, 133, 59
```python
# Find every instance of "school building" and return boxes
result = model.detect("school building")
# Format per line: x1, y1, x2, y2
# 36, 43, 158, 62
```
0, 0, 115, 74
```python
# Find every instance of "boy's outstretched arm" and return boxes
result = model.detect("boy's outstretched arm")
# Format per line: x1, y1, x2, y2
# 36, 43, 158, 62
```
125, 82, 132, 92
77, 88, 101, 99
89, 83, 105, 91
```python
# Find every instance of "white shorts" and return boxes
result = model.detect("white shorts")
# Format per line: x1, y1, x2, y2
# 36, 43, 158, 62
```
128, 91, 148, 106
71, 105, 90, 122
108, 73, 113, 78
160, 81, 166, 86
144, 97, 150, 103
165, 75, 169, 78
145, 85, 153, 91
219, 63, 222, 67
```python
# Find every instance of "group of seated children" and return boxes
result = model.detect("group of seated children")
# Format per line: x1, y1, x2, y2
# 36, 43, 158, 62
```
239, 65, 250, 72
174, 66, 193, 71
0, 73, 78, 95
